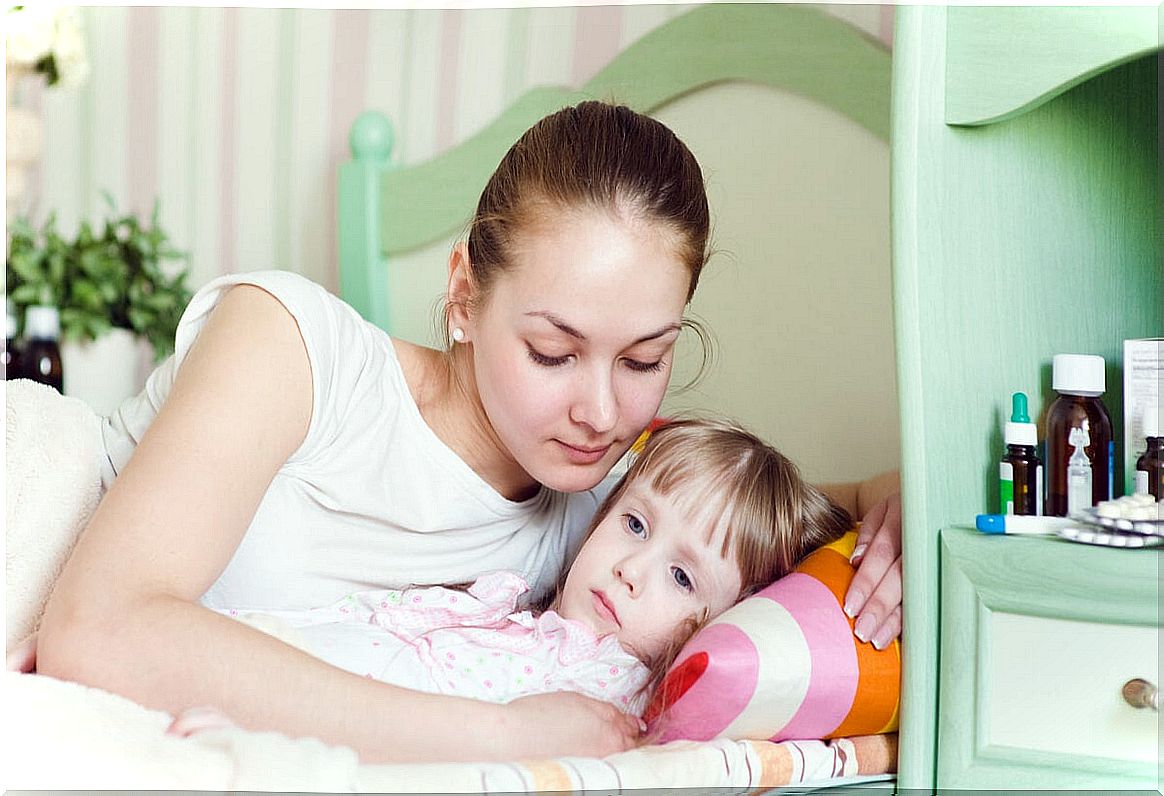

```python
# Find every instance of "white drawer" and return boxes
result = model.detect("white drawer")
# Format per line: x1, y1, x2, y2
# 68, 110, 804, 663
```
986, 612, 1158, 762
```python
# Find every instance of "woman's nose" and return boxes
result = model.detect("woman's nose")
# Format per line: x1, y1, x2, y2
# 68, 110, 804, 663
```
570, 366, 617, 434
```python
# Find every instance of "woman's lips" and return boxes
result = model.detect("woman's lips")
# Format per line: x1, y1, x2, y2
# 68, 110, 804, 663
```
557, 440, 612, 465
591, 590, 620, 627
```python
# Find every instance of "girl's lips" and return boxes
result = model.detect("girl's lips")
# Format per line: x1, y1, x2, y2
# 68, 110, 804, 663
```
591, 590, 620, 627
557, 440, 612, 465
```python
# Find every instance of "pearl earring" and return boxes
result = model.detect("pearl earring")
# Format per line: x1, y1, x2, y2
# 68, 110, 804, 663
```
451, 327, 465, 343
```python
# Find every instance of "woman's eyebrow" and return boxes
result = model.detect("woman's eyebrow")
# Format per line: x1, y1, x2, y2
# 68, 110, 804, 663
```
525, 311, 681, 344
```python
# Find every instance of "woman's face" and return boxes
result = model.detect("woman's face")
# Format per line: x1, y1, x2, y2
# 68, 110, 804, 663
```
468, 208, 691, 494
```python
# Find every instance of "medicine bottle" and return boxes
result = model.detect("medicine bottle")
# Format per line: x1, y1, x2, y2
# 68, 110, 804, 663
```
1000, 392, 1042, 515
24, 305, 64, 393
1045, 354, 1113, 516
1135, 405, 1162, 499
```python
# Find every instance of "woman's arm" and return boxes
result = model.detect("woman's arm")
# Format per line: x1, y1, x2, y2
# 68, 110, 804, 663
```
818, 470, 902, 650
36, 285, 636, 762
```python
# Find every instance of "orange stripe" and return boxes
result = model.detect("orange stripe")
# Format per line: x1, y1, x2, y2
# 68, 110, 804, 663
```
795, 530, 900, 738
748, 740, 794, 788
831, 636, 900, 737
523, 760, 573, 791
793, 545, 852, 606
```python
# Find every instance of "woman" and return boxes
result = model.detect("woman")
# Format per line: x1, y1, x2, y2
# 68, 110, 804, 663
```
33, 101, 903, 763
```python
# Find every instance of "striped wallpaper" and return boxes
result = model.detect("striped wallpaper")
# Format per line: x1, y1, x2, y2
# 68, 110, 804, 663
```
21, 3, 894, 295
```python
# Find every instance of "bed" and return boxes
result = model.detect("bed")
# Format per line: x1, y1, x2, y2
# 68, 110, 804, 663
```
5, 4, 898, 791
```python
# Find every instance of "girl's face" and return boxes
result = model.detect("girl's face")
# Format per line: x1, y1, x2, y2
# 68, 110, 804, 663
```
466, 208, 691, 494
556, 479, 743, 662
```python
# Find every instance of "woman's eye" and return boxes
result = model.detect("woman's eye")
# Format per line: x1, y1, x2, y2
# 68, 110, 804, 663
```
623, 357, 664, 373
672, 566, 693, 591
526, 345, 570, 367
624, 513, 647, 537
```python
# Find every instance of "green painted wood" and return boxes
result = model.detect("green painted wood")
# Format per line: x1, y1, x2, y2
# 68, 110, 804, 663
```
338, 111, 395, 323
939, 527, 1160, 788
892, 5, 1160, 789
377, 3, 891, 257
946, 5, 1160, 126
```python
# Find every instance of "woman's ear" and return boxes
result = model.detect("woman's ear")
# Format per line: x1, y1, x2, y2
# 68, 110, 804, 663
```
446, 242, 475, 340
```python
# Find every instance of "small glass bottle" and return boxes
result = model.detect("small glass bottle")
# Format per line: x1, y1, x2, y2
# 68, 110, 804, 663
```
3, 297, 24, 380
1000, 392, 1042, 515
23, 305, 64, 393
1135, 405, 1162, 499
1045, 354, 1113, 516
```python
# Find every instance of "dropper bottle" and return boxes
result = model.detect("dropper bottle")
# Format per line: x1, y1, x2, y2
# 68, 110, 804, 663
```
1000, 392, 1042, 515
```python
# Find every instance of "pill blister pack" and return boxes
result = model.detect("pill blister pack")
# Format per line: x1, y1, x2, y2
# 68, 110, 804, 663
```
1058, 496, 1164, 548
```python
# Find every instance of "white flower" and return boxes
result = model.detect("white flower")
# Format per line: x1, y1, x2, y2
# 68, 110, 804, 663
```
50, 7, 88, 88
5, 5, 58, 65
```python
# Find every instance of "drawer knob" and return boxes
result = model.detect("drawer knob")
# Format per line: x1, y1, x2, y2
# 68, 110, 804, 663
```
1122, 678, 1158, 711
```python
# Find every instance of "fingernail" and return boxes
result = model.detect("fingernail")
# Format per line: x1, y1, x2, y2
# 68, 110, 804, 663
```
872, 629, 891, 650
849, 544, 867, 564
854, 613, 877, 642
638, 718, 648, 733
843, 589, 864, 618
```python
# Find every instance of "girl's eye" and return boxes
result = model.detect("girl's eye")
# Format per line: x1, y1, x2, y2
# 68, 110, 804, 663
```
672, 566, 693, 592
623, 357, 664, 373
526, 345, 570, 367
624, 513, 647, 538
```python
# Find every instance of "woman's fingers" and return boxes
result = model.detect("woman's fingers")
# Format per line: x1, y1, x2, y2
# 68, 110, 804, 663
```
844, 494, 902, 620
6, 634, 37, 672
852, 556, 903, 647
166, 706, 239, 737
850, 498, 889, 567
871, 605, 903, 650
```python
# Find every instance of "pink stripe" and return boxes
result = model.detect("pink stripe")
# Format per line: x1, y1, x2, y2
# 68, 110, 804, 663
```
326, 10, 372, 293
127, 6, 160, 219
656, 624, 757, 743
219, 8, 239, 276
759, 574, 859, 741
571, 5, 623, 87
878, 5, 895, 49
434, 10, 463, 155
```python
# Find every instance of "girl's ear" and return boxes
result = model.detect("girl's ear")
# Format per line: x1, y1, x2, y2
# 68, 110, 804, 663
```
446, 242, 475, 339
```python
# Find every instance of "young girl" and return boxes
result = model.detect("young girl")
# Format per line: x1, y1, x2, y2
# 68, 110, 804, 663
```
168, 418, 852, 737
34, 100, 901, 763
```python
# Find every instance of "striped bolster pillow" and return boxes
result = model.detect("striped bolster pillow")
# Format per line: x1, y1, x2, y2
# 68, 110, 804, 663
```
645, 530, 900, 743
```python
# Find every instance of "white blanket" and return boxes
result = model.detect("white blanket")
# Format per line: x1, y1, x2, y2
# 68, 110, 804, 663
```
4, 379, 895, 791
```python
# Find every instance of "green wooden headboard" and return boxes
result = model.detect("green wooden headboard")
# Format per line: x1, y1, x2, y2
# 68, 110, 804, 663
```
338, 3, 890, 329
336, 3, 896, 486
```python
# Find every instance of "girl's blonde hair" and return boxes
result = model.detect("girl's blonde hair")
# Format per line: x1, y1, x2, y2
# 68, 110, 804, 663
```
580, 417, 855, 699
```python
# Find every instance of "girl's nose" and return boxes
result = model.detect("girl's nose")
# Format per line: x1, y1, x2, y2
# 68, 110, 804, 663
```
615, 557, 642, 596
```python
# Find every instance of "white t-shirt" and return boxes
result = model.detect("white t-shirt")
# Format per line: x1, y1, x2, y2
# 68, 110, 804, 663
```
100, 270, 612, 611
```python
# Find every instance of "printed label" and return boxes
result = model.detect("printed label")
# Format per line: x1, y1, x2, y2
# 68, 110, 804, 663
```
1136, 470, 1149, 495
1000, 462, 1014, 515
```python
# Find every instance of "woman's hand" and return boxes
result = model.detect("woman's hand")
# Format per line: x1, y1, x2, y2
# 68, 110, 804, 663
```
6, 633, 37, 672
844, 491, 902, 650
498, 692, 643, 759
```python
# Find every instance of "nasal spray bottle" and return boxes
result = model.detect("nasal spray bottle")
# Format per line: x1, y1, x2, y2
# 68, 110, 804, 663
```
1000, 392, 1042, 515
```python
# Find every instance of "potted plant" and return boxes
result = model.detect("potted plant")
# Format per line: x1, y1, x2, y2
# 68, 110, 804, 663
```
6, 196, 193, 413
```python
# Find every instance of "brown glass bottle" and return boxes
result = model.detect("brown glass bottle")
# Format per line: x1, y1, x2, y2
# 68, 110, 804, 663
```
23, 305, 64, 393
1046, 399, 1113, 515
1135, 407, 1162, 499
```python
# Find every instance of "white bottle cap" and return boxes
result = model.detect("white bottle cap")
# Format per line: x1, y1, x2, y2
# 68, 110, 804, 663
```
1005, 420, 1037, 446
1144, 405, 1160, 439
1052, 353, 1105, 396
25, 305, 60, 340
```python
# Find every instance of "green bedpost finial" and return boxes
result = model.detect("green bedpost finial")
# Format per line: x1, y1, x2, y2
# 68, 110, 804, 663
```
349, 111, 394, 163
1010, 392, 1030, 424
